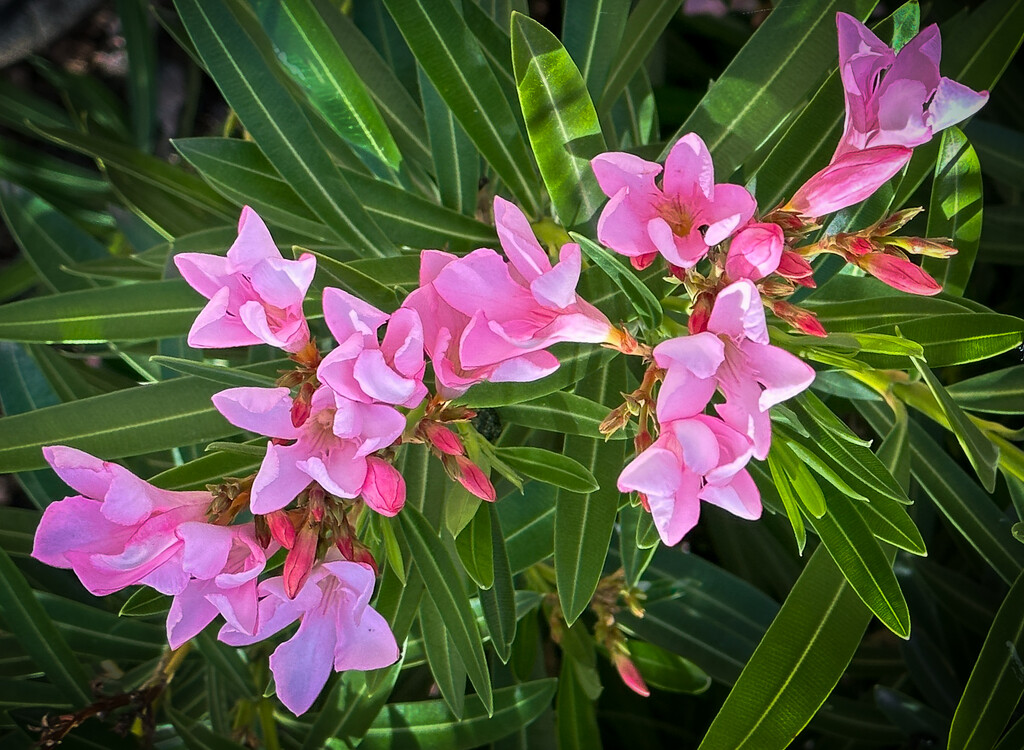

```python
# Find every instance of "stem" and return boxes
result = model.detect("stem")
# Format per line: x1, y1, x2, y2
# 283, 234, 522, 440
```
258, 698, 282, 750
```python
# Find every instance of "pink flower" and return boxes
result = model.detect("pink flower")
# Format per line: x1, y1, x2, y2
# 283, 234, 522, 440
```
219, 556, 399, 716
725, 223, 784, 281
212, 386, 403, 514
402, 197, 614, 399
654, 280, 816, 459
617, 415, 760, 546
833, 13, 987, 158
591, 134, 756, 270
319, 288, 427, 409
788, 146, 913, 219
166, 523, 267, 648
31, 446, 210, 596
174, 207, 316, 352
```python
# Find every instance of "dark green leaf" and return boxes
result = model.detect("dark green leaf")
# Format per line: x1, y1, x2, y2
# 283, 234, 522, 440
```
480, 504, 517, 663
628, 640, 711, 694
420, 595, 468, 719
495, 446, 599, 493
557, 656, 601, 750
572, 233, 662, 332
498, 390, 625, 440
456, 502, 495, 590
598, 0, 683, 113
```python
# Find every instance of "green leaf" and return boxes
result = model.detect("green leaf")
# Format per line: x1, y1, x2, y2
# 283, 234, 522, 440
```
511, 13, 606, 228
456, 502, 495, 590
115, 0, 157, 150
697, 546, 882, 750
149, 448, 263, 491
174, 0, 393, 255
949, 568, 1024, 749
0, 279, 200, 343
665, 0, 876, 178
572, 233, 662, 332
628, 640, 711, 694
119, 587, 171, 617
255, 0, 402, 169
557, 656, 602, 750
300, 662, 402, 750
480, 504, 517, 663
948, 365, 1024, 414
598, 0, 683, 114
562, 0, 628, 98
912, 357, 1000, 492
400, 505, 493, 714
556, 362, 628, 624
495, 446, 599, 493
766, 444, 807, 553
149, 355, 282, 389
805, 492, 910, 638
498, 390, 625, 440
498, 481, 557, 574
382, 0, 540, 215
0, 546, 91, 704
922, 127, 983, 296
349, 679, 557, 750
420, 595, 468, 719
418, 70, 479, 217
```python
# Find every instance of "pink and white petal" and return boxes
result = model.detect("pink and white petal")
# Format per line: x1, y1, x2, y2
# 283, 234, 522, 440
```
701, 469, 761, 520
494, 196, 551, 282
32, 496, 133, 569
670, 418, 721, 475
707, 279, 768, 344
418, 249, 459, 286
218, 579, 309, 646
301, 444, 367, 499
590, 151, 662, 198
41, 445, 116, 499
173, 252, 230, 300
250, 442, 314, 514
663, 226, 711, 269
617, 445, 682, 498
177, 522, 235, 579
530, 243, 581, 310
212, 387, 300, 439
166, 579, 220, 649
648, 471, 702, 546
653, 332, 725, 378
383, 313, 426, 385
487, 350, 560, 384
699, 415, 755, 479
270, 612, 337, 715
663, 133, 714, 199
353, 350, 417, 405
789, 147, 912, 219
701, 184, 757, 245
187, 287, 261, 349
227, 206, 279, 267
929, 77, 989, 133
333, 605, 400, 671
237, 300, 292, 350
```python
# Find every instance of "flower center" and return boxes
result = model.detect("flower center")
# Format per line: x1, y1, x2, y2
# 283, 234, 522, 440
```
657, 199, 696, 237
307, 408, 338, 453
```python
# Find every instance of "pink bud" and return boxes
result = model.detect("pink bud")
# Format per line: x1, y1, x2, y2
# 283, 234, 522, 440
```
772, 300, 827, 337
858, 253, 942, 296
422, 421, 464, 456
266, 510, 297, 549
613, 652, 650, 698
631, 252, 658, 271
688, 292, 713, 335
290, 382, 316, 428
775, 250, 815, 286
455, 455, 496, 502
353, 544, 379, 575
283, 521, 318, 599
361, 457, 406, 517
725, 223, 783, 281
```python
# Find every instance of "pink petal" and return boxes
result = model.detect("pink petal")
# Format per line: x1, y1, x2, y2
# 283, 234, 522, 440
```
32, 496, 133, 570
166, 579, 220, 649
859, 253, 943, 295
701, 469, 761, 520
590, 151, 662, 199
707, 279, 768, 344
227, 206, 279, 267
494, 196, 551, 282
930, 77, 989, 132
173, 252, 230, 300
212, 387, 300, 439
790, 147, 912, 219
617, 445, 682, 498
298, 447, 367, 499
249, 255, 315, 310
333, 605, 401, 671
188, 287, 261, 349
740, 340, 816, 410
649, 471, 702, 546
486, 349, 559, 383
670, 418, 721, 475
251, 442, 315, 514
530, 243, 581, 310
322, 287, 388, 344
700, 183, 756, 245
381, 307, 426, 380
270, 609, 337, 715
177, 522, 235, 579
353, 350, 417, 405
597, 189, 659, 259
663, 133, 714, 199
725, 223, 783, 281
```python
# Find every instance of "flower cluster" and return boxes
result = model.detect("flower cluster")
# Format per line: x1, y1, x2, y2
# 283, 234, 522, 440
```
29, 13, 983, 711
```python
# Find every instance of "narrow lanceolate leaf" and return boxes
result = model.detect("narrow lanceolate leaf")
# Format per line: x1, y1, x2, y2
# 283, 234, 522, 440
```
598, 0, 683, 114
573, 234, 662, 332
498, 390, 628, 440
949, 568, 1024, 750
456, 503, 495, 590
383, 0, 540, 215
495, 447, 599, 494
352, 679, 557, 750
555, 360, 629, 625
629, 641, 711, 694
480, 504, 517, 663
511, 13, 607, 229
400, 505, 493, 715
419, 70, 479, 217
0, 546, 91, 704
0, 183, 107, 294
697, 546, 882, 750
0, 280, 199, 343
557, 656, 602, 750
254, 0, 401, 169
174, 0, 393, 255
923, 127, 983, 296
420, 595, 468, 719
562, 0, 628, 98
948, 365, 1024, 415
149, 356, 282, 389
300, 662, 402, 750
807, 491, 910, 638
912, 357, 1000, 492
665, 0, 876, 178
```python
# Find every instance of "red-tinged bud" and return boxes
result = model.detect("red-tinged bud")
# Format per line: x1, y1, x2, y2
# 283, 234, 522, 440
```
688, 292, 713, 335
630, 252, 658, 271
352, 543, 379, 575
857, 252, 943, 296
335, 533, 354, 562
638, 493, 650, 513
307, 484, 326, 522
283, 519, 319, 598
422, 421, 464, 456
634, 429, 653, 454
668, 264, 689, 282
612, 651, 650, 698
885, 236, 957, 258
254, 515, 272, 548
776, 250, 815, 284
771, 300, 828, 337
290, 381, 316, 428
846, 236, 874, 257
759, 277, 797, 297
361, 457, 406, 517
873, 207, 923, 236
455, 455, 496, 502
266, 510, 297, 549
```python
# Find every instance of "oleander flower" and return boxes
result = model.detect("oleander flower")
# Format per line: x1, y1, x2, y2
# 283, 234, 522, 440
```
174, 206, 316, 352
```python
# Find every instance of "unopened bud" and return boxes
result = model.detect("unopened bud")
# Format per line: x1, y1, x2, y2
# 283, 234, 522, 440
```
873, 207, 923, 236
361, 457, 406, 517
454, 455, 496, 502
612, 650, 650, 698
856, 252, 942, 296
885, 236, 957, 258
771, 300, 827, 337
421, 421, 464, 456
600, 404, 632, 437
290, 382, 316, 428
283, 518, 319, 598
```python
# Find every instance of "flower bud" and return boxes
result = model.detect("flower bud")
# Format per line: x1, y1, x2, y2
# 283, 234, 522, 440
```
454, 455, 496, 502
771, 300, 827, 337
361, 457, 406, 517
857, 252, 943, 296
612, 651, 650, 698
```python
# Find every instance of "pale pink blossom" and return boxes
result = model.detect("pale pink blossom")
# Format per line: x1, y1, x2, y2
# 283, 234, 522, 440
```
212, 386, 403, 514
654, 280, 816, 459
319, 288, 427, 409
402, 197, 614, 399
219, 556, 399, 716
725, 222, 784, 281
31, 446, 210, 596
174, 207, 316, 352
617, 415, 760, 546
591, 134, 755, 270
166, 523, 267, 648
